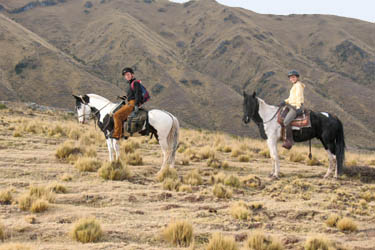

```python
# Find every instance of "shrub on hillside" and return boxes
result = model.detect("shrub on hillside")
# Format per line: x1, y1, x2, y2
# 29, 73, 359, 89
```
162, 220, 193, 247
71, 217, 102, 243
98, 161, 131, 181
206, 232, 238, 250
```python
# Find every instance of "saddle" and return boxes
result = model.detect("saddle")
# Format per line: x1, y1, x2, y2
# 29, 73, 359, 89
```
277, 106, 311, 129
124, 108, 149, 136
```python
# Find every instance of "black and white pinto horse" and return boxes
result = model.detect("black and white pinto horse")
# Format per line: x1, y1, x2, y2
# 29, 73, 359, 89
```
73, 94, 179, 174
243, 91, 345, 179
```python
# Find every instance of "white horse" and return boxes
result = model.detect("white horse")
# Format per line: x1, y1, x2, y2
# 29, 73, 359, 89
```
243, 91, 345, 179
73, 94, 179, 173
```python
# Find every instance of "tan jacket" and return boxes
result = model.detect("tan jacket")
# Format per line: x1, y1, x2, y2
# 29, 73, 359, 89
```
285, 81, 305, 109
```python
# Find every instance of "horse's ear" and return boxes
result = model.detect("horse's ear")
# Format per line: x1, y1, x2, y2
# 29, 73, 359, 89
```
72, 95, 82, 102
252, 91, 256, 97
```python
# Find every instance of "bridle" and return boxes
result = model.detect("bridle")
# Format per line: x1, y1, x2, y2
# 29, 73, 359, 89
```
76, 96, 113, 124
246, 97, 281, 125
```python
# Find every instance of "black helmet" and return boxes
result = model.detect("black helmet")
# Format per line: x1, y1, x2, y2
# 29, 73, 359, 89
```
122, 67, 134, 76
288, 70, 300, 78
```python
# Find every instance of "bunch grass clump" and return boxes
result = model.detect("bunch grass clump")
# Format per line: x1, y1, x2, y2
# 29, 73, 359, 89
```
199, 146, 216, 160
224, 174, 241, 188
239, 155, 250, 162
123, 152, 143, 166
183, 169, 203, 186
306, 156, 321, 166
259, 149, 270, 158
98, 161, 132, 181
48, 183, 67, 194
0, 189, 12, 205
121, 140, 140, 154
230, 201, 250, 220
241, 175, 262, 188
75, 157, 102, 172
30, 199, 49, 213
0, 221, 5, 241
325, 214, 341, 228
163, 178, 181, 191
336, 217, 357, 232
18, 185, 55, 213
304, 236, 331, 250
55, 140, 83, 161
210, 172, 226, 184
206, 232, 238, 250
289, 152, 305, 163
245, 231, 283, 250
213, 184, 232, 199
71, 217, 103, 243
162, 220, 193, 247
156, 167, 178, 182
179, 185, 193, 193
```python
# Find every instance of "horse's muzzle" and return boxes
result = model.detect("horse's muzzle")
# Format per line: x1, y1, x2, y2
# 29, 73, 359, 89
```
243, 116, 250, 124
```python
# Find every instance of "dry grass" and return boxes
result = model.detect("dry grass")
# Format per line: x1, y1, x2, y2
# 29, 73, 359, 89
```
210, 172, 226, 184
213, 184, 232, 199
98, 161, 132, 181
121, 140, 140, 154
48, 183, 67, 194
259, 149, 270, 158
55, 140, 83, 161
60, 174, 73, 182
224, 174, 241, 188
74, 157, 102, 172
0, 221, 4, 241
183, 169, 203, 185
30, 199, 49, 213
231, 147, 243, 157
325, 214, 341, 227
156, 167, 178, 182
244, 231, 283, 250
230, 201, 250, 220
163, 178, 181, 191
18, 194, 34, 211
179, 185, 193, 193
206, 232, 238, 250
239, 154, 251, 162
71, 217, 103, 243
199, 146, 216, 160
288, 152, 305, 163
162, 220, 193, 247
336, 217, 357, 232
123, 152, 143, 166
0, 189, 12, 205
0, 243, 33, 250
29, 186, 55, 202
304, 236, 331, 250
241, 175, 262, 188
306, 156, 321, 166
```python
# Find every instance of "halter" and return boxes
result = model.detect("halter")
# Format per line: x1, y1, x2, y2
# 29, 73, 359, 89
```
76, 96, 112, 125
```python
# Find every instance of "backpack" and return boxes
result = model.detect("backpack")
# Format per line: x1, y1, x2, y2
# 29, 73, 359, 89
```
131, 80, 150, 104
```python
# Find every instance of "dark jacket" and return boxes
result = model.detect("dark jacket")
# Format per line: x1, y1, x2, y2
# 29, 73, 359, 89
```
126, 78, 142, 106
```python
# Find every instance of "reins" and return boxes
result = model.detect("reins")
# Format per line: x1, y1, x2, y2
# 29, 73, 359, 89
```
77, 98, 113, 129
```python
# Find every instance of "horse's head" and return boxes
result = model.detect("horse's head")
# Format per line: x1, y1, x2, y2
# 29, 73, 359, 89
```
73, 94, 91, 124
243, 91, 258, 124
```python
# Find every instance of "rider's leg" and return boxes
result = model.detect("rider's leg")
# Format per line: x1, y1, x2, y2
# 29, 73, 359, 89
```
112, 100, 135, 139
282, 108, 297, 149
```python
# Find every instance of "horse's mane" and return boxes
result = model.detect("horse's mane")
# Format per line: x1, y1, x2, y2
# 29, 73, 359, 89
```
86, 94, 112, 103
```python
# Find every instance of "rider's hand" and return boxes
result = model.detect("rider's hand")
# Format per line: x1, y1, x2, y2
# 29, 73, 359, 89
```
134, 105, 139, 114
279, 101, 286, 107
296, 108, 303, 116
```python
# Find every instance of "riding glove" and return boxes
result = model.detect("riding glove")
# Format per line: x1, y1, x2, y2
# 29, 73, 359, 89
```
296, 108, 303, 116
279, 101, 286, 107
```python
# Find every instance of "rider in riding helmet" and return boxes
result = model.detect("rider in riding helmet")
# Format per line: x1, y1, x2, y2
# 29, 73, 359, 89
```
112, 67, 142, 140
279, 70, 305, 149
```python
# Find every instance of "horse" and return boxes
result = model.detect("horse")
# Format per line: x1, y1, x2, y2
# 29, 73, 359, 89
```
73, 94, 179, 174
242, 91, 345, 179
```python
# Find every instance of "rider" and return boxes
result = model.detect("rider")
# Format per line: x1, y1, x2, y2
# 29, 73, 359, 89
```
112, 67, 142, 140
279, 70, 305, 149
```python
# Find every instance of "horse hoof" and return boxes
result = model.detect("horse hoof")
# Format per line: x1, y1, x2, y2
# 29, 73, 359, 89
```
271, 175, 279, 180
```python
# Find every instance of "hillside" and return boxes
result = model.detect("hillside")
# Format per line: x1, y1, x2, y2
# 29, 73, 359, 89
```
0, 0, 374, 148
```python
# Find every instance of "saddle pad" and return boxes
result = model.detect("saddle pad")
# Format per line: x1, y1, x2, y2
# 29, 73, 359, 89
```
277, 107, 311, 128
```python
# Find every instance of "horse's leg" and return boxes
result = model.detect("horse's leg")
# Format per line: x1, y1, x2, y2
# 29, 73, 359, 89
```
106, 138, 114, 161
267, 136, 279, 178
113, 138, 120, 161
157, 138, 169, 174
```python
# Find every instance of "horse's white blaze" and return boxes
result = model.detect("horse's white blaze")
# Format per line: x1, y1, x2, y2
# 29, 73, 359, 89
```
321, 112, 329, 118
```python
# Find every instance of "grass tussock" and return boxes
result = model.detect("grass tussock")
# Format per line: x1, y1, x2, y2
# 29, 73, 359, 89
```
61, 174, 73, 182
0, 243, 32, 250
244, 231, 284, 250
55, 140, 83, 161
210, 172, 226, 184
75, 157, 102, 172
30, 199, 49, 213
0, 221, 4, 241
71, 217, 103, 243
162, 220, 193, 247
156, 167, 178, 182
306, 156, 321, 166
98, 161, 132, 181
180, 156, 190, 166
231, 148, 243, 158
289, 152, 305, 163
0, 189, 12, 205
199, 146, 216, 160
224, 174, 241, 188
304, 236, 332, 250
206, 232, 238, 250
241, 175, 262, 188
48, 183, 67, 194
84, 146, 97, 158
179, 185, 193, 193
238, 155, 250, 162
213, 184, 232, 199
230, 201, 250, 220
183, 169, 203, 186
28, 186, 55, 202
325, 214, 341, 227
207, 157, 228, 169
259, 149, 270, 158
336, 217, 357, 232
121, 140, 140, 154
123, 152, 143, 166
163, 178, 181, 191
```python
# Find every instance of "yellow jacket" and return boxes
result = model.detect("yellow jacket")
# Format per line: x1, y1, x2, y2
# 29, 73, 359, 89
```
285, 81, 305, 109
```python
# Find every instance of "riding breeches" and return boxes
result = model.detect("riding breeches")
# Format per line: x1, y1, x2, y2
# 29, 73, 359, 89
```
112, 100, 135, 139
283, 106, 297, 126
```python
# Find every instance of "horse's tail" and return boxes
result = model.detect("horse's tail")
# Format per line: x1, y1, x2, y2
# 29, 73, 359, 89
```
335, 117, 345, 175
166, 114, 180, 164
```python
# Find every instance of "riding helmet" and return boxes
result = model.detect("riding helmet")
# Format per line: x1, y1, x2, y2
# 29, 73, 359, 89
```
122, 67, 134, 76
287, 70, 300, 78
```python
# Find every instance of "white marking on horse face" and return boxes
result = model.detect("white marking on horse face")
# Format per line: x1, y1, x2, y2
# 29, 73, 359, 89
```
76, 103, 91, 124
321, 112, 329, 118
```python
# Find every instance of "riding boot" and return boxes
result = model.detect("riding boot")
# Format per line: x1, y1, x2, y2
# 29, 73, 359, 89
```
282, 124, 294, 150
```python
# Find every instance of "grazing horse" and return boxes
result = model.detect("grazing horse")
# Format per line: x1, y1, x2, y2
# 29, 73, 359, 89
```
73, 94, 179, 173
242, 91, 345, 179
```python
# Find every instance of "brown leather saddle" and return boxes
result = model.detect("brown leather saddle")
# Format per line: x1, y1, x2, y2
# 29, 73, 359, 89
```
277, 106, 311, 129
